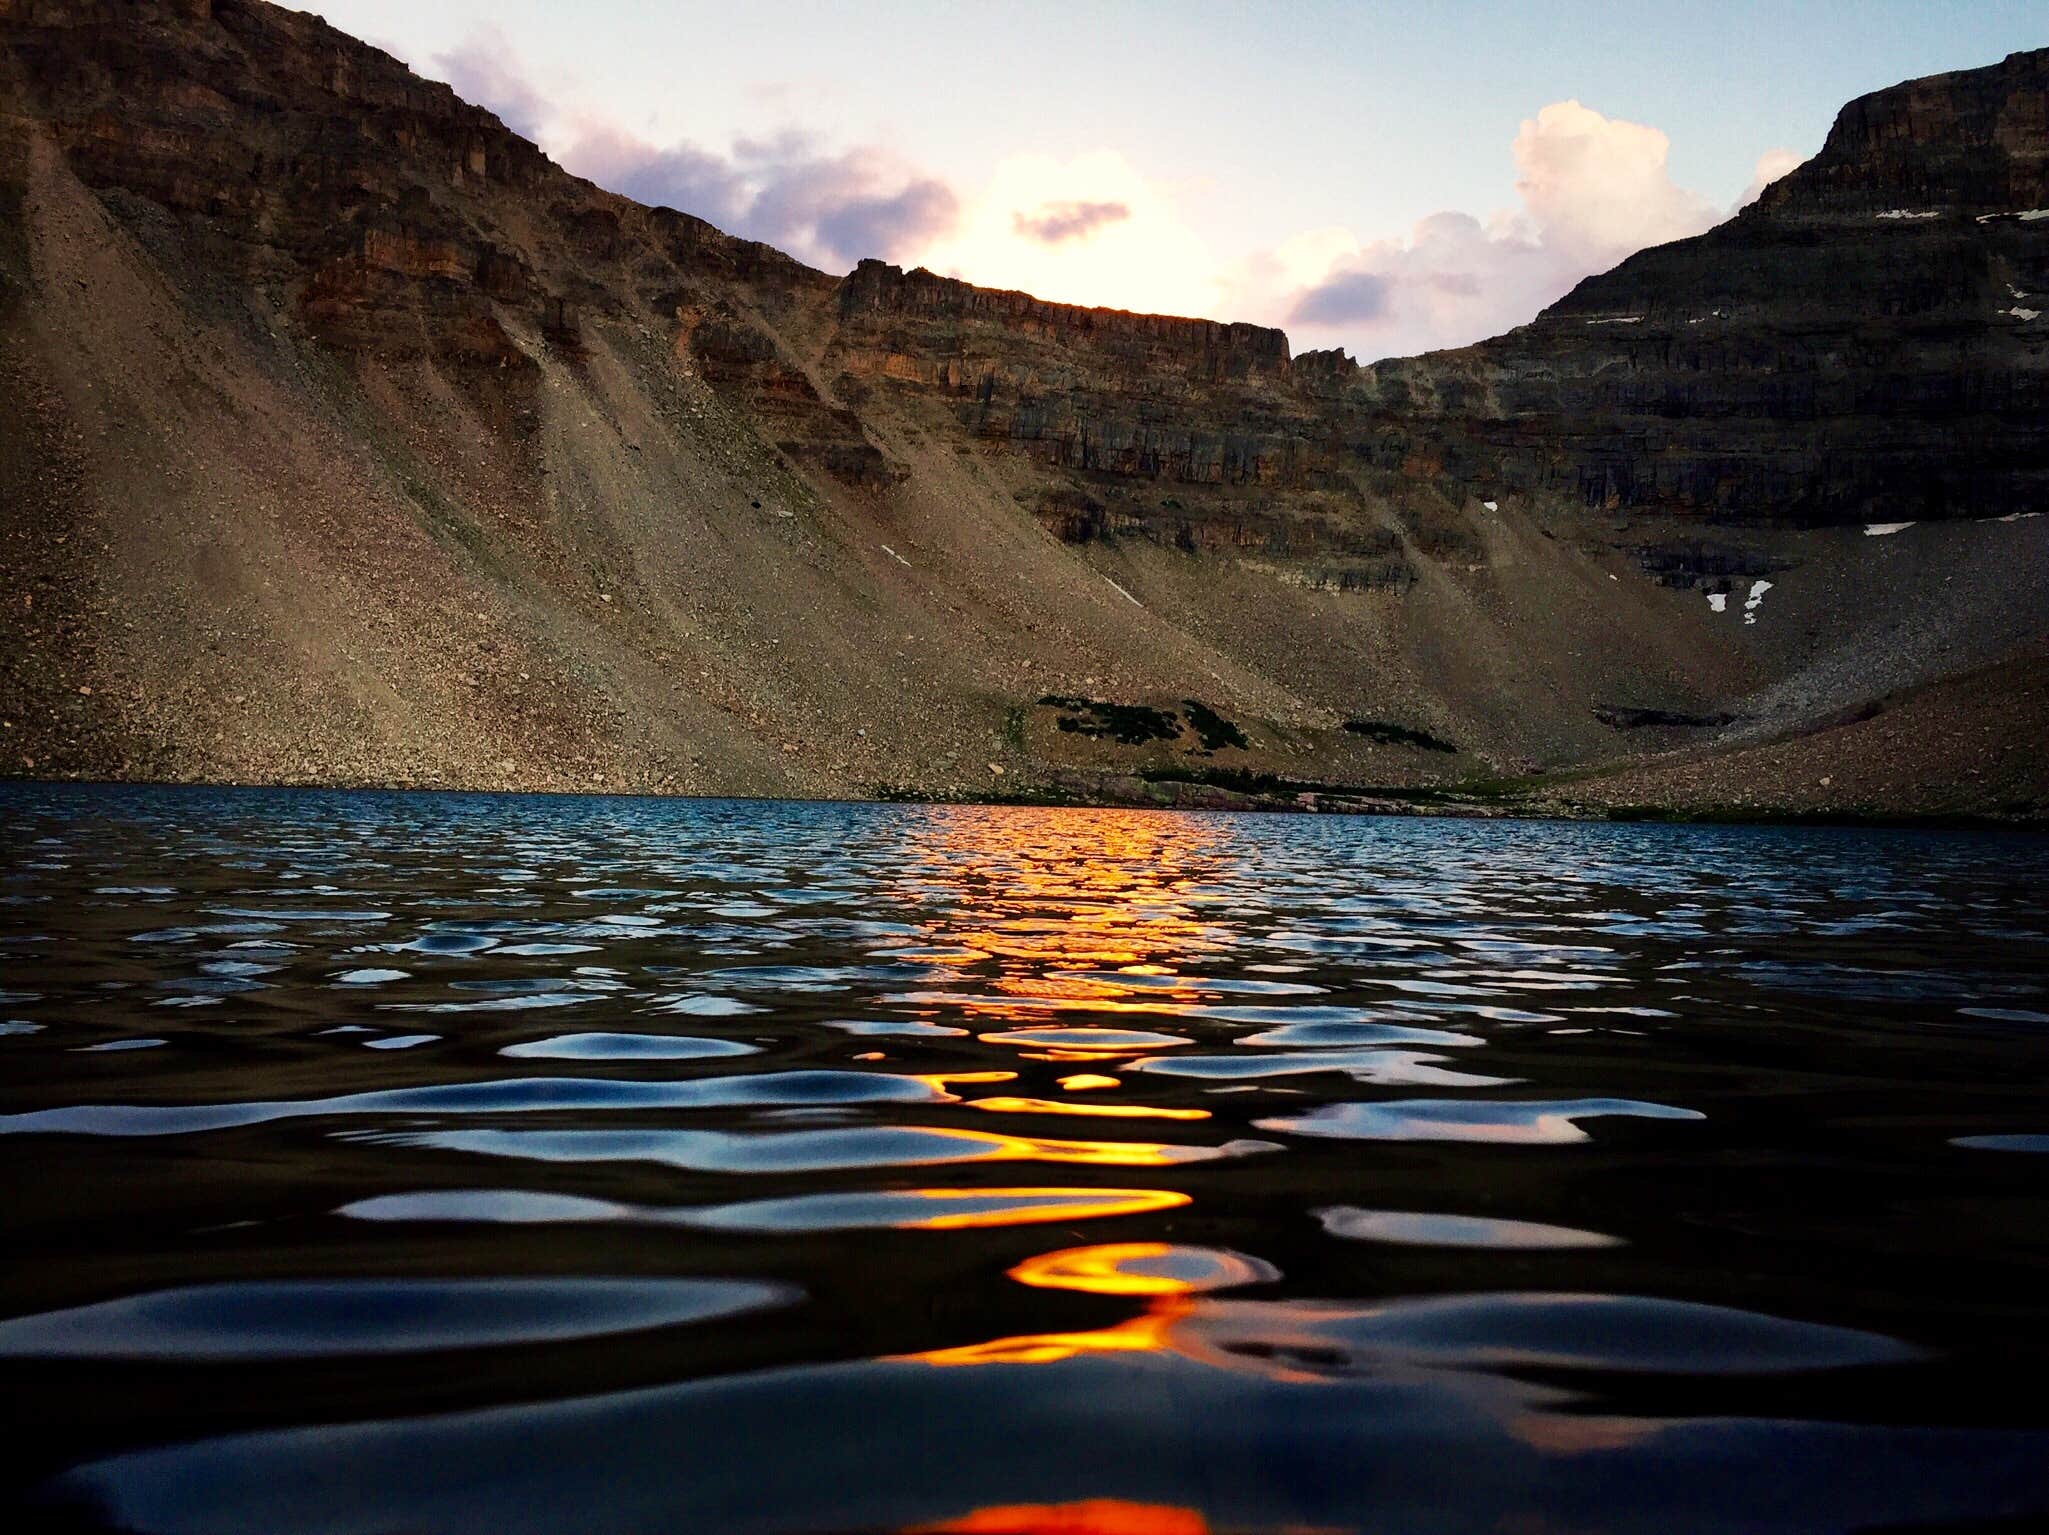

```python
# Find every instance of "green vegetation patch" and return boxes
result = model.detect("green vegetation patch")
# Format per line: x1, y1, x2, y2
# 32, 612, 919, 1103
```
1140, 764, 1295, 796
1136, 763, 1537, 810
1343, 718, 1459, 754
1181, 700, 1249, 752
1038, 695, 1182, 746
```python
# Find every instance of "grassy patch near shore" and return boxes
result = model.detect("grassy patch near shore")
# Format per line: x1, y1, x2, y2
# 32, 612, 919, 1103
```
1136, 762, 1521, 807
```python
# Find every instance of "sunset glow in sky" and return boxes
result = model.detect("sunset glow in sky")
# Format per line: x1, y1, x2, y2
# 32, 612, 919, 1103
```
303, 0, 2044, 360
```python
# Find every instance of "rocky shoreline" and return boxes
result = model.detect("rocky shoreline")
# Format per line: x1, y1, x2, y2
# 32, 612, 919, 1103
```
10, 764, 2043, 830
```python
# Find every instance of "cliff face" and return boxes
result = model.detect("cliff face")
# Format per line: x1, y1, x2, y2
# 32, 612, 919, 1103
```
835, 260, 1314, 482
1367, 49, 2049, 526
1, 1, 2045, 818
1800, 48, 2048, 210
828, 260, 1385, 570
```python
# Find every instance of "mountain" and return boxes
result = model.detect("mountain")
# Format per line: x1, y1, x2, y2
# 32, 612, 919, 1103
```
2, 0, 2044, 819
1372, 49, 2049, 527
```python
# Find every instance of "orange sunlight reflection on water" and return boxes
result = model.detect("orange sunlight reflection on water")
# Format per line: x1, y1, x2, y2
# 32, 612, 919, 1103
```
890, 807, 1228, 1003
903, 1499, 1214, 1534
887, 1189, 1191, 1231
883, 806, 1235, 1133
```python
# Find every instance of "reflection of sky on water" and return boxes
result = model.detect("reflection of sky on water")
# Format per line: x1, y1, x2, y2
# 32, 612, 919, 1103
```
5, 786, 2049, 1534
52, 1289, 2041, 1535
343, 1186, 1192, 1232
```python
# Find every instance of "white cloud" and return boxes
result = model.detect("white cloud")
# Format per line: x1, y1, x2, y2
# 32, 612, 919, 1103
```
1511, 100, 1718, 266
1738, 147, 1805, 208
1237, 101, 1801, 361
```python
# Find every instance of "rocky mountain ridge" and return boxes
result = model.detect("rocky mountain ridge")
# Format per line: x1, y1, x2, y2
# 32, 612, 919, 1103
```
1366, 49, 2049, 527
1, 0, 2044, 818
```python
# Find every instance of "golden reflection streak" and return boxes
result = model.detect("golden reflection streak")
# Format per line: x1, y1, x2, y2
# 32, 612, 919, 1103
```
900, 1305, 1187, 1366
891, 991, 1226, 1022
885, 806, 1232, 1028
887, 1125, 1234, 1167
893, 1300, 1342, 1387
905, 1071, 1020, 1094
1010, 1244, 1202, 1296
978, 1028, 1192, 1049
966, 1097, 1210, 1122
880, 806, 1236, 1152
1007, 1243, 1277, 1295
895, 1296, 1365, 1386
903, 1499, 1212, 1534
894, 1187, 1190, 1231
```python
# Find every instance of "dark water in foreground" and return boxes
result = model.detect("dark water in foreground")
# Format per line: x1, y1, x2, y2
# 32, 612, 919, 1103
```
3, 785, 2048, 1534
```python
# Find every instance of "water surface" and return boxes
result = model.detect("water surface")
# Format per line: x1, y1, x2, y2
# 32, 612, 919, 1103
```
3, 784, 2048, 1533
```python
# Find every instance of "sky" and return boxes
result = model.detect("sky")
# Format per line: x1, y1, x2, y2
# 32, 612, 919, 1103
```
300, 1, 2044, 361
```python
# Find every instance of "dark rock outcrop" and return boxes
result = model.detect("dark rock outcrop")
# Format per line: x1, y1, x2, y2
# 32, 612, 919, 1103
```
833, 258, 1332, 491
1366, 49, 2049, 525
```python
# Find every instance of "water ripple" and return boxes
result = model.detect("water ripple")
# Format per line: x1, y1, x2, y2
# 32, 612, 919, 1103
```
3, 784, 2046, 1534
0, 1278, 794, 1358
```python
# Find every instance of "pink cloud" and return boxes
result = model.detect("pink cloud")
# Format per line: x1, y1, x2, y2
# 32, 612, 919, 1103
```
1288, 269, 1390, 326
1012, 200, 1132, 244
1738, 147, 1805, 208
1264, 101, 1793, 361
428, 31, 957, 271
432, 29, 551, 141
1511, 100, 1718, 267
